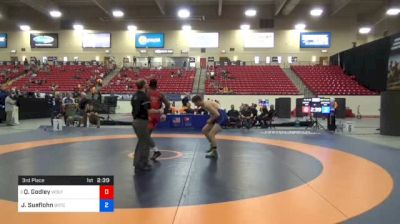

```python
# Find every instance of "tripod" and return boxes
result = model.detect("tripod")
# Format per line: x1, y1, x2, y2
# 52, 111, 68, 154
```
306, 113, 325, 131
104, 104, 114, 121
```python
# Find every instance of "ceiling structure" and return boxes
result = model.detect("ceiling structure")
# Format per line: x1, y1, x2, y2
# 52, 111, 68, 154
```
0, 0, 395, 30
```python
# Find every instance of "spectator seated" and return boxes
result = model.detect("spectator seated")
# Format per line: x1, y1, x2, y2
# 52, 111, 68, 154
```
102, 68, 195, 94
226, 105, 241, 128
9, 65, 109, 93
240, 104, 255, 129
64, 103, 82, 127
0, 65, 25, 85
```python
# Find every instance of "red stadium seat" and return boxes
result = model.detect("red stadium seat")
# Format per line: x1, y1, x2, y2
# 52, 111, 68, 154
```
8, 65, 109, 93
0, 65, 25, 85
101, 68, 195, 94
291, 65, 377, 96
205, 65, 299, 95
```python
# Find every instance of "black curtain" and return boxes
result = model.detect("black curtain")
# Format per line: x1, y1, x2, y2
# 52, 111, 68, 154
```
330, 35, 394, 92
330, 53, 339, 65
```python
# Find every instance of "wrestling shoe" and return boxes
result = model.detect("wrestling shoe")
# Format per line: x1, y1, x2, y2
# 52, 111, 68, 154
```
151, 151, 162, 161
205, 150, 218, 159
206, 146, 216, 153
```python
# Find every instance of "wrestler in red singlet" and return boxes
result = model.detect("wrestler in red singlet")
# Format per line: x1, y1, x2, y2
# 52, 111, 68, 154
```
148, 88, 163, 130
147, 79, 170, 160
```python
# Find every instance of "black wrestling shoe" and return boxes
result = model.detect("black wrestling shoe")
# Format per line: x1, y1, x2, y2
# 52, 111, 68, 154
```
205, 150, 218, 159
151, 151, 162, 161
206, 146, 216, 153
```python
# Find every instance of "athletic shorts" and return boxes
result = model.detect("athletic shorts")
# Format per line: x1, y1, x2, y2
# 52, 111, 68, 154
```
148, 114, 161, 130
215, 109, 228, 126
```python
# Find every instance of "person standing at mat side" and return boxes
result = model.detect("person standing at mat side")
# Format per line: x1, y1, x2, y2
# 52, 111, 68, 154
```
131, 79, 163, 171
191, 95, 228, 159
147, 79, 170, 161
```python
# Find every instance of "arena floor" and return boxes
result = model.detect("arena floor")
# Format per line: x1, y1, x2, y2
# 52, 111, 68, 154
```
0, 117, 399, 223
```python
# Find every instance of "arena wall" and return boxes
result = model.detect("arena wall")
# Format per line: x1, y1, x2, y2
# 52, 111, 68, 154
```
319, 95, 381, 117
115, 95, 380, 117
0, 18, 362, 65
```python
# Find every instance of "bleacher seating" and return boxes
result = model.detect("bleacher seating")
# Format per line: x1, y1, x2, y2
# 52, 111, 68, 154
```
291, 65, 376, 95
0, 65, 25, 84
101, 68, 195, 94
9, 65, 109, 93
205, 65, 299, 95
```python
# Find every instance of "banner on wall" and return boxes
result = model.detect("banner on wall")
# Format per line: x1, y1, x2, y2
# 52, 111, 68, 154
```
189, 33, 219, 48
300, 32, 331, 48
0, 33, 7, 48
30, 33, 58, 48
47, 56, 58, 61
135, 33, 164, 48
189, 57, 196, 68
387, 33, 400, 91
244, 32, 274, 48
82, 33, 111, 48
154, 49, 173, 54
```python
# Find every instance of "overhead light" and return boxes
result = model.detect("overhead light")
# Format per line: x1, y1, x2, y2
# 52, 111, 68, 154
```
321, 49, 328, 53
127, 25, 137, 31
240, 24, 250, 30
245, 9, 257, 17
386, 8, 400, 16
177, 9, 190, 19
359, 27, 371, 34
112, 10, 124, 18
310, 8, 323, 17
182, 25, 192, 31
20, 25, 31, 31
73, 24, 84, 30
49, 10, 62, 18
294, 23, 306, 30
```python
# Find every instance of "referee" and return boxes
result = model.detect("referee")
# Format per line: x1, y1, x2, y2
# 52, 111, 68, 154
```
131, 79, 162, 172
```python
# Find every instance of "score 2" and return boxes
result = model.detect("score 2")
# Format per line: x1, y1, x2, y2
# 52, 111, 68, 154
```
99, 186, 114, 212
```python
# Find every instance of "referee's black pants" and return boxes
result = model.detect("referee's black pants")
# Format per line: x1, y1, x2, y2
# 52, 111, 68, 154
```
132, 118, 155, 168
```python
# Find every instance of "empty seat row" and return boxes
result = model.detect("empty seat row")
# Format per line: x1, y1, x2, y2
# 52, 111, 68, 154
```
291, 65, 377, 95
205, 65, 299, 95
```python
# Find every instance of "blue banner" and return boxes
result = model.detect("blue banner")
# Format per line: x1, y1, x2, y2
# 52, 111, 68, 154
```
300, 32, 331, 48
135, 33, 164, 48
0, 33, 7, 48
165, 94, 182, 102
